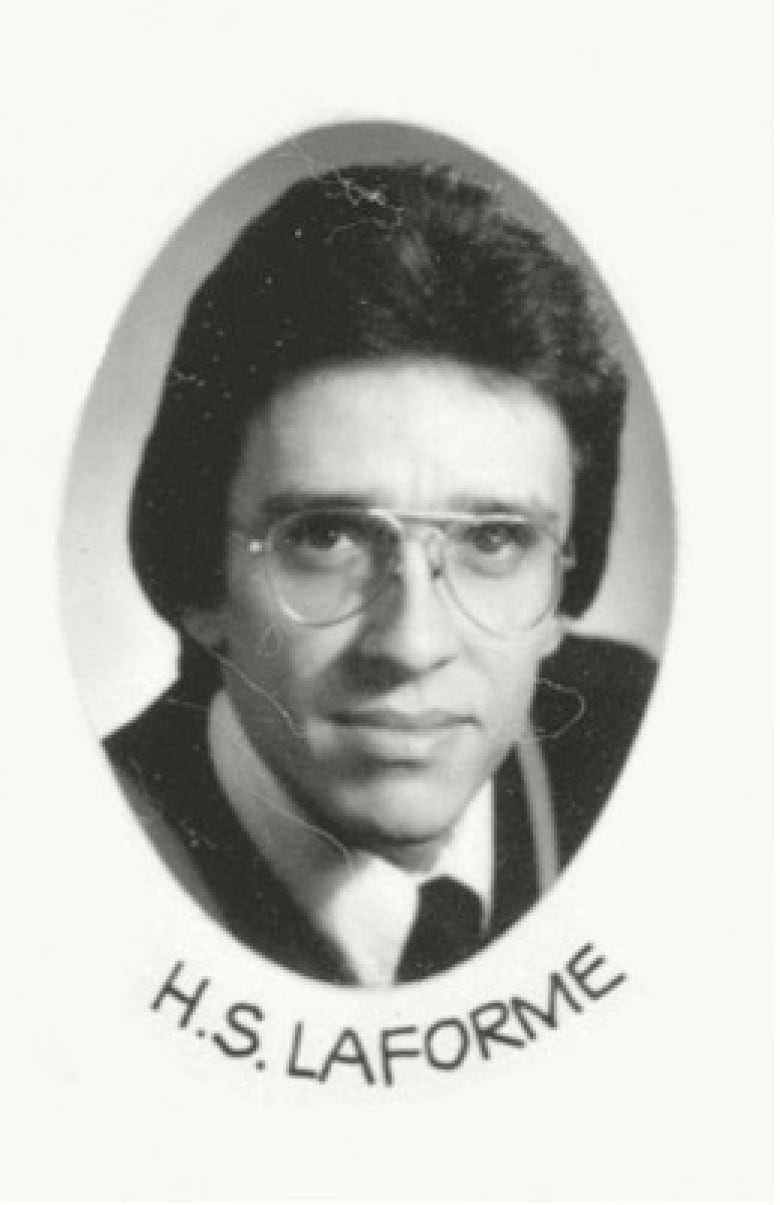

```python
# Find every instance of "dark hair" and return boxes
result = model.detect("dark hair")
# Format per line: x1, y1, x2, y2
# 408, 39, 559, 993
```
130, 162, 626, 681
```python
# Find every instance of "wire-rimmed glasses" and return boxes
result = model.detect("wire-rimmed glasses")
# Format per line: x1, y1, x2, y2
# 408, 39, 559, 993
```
230, 506, 574, 637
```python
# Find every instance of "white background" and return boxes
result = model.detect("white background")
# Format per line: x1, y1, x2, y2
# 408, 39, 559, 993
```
0, 1, 773, 1201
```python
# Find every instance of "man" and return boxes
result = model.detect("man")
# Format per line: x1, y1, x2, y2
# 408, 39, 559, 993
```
106, 162, 656, 987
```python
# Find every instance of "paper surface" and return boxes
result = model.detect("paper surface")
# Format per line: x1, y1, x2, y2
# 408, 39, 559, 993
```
0, 2, 772, 1200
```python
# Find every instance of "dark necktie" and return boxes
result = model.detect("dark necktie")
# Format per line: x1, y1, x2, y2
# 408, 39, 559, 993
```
395, 875, 483, 983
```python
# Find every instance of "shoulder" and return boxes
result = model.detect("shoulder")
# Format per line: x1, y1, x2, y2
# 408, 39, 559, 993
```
535, 631, 657, 736
545, 629, 658, 684
533, 633, 659, 866
103, 684, 353, 983
103, 681, 224, 912
104, 682, 212, 781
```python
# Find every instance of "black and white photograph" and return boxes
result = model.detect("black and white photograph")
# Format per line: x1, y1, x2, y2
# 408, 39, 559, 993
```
63, 123, 672, 987
0, 2, 772, 1201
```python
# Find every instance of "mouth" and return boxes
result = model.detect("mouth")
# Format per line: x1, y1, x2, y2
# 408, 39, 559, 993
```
332, 708, 471, 733
329, 708, 473, 764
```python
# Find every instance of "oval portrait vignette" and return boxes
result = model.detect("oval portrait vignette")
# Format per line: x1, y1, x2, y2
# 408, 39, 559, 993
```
59, 119, 675, 990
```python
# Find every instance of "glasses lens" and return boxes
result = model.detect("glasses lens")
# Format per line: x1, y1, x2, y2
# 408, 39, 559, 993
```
268, 510, 396, 623
444, 519, 558, 632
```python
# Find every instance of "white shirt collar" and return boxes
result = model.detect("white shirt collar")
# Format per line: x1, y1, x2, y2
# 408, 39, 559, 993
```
207, 690, 494, 988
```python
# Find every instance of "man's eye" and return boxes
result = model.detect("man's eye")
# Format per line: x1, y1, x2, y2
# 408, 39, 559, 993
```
463, 522, 535, 557
275, 514, 390, 571
284, 514, 358, 552
297, 519, 341, 550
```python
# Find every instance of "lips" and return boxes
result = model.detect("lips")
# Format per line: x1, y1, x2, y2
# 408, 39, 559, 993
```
329, 707, 472, 764
333, 708, 470, 732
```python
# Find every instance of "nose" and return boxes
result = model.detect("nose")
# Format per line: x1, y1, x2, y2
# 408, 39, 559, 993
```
357, 538, 459, 673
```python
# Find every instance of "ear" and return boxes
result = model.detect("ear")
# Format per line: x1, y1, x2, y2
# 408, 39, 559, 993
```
181, 607, 228, 654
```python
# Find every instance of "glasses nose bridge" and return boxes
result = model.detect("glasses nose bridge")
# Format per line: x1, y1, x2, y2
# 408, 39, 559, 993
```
388, 516, 448, 581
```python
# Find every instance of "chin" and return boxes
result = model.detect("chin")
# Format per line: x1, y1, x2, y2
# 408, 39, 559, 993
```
310, 771, 473, 854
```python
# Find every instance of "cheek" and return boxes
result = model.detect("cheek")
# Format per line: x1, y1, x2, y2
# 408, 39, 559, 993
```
225, 588, 352, 707
479, 630, 554, 733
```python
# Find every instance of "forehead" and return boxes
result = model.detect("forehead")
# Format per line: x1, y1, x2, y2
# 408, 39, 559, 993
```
230, 358, 574, 527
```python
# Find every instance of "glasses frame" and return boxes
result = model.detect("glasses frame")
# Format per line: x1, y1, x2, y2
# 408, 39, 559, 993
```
230, 506, 575, 636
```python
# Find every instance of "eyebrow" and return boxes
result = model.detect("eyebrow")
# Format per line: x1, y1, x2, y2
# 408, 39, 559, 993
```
256, 491, 559, 526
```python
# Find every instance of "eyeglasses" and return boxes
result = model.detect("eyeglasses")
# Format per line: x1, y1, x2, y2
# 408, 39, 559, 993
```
230, 507, 574, 636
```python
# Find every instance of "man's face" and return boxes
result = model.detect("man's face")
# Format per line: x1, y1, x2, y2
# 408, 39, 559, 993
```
201, 359, 574, 869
